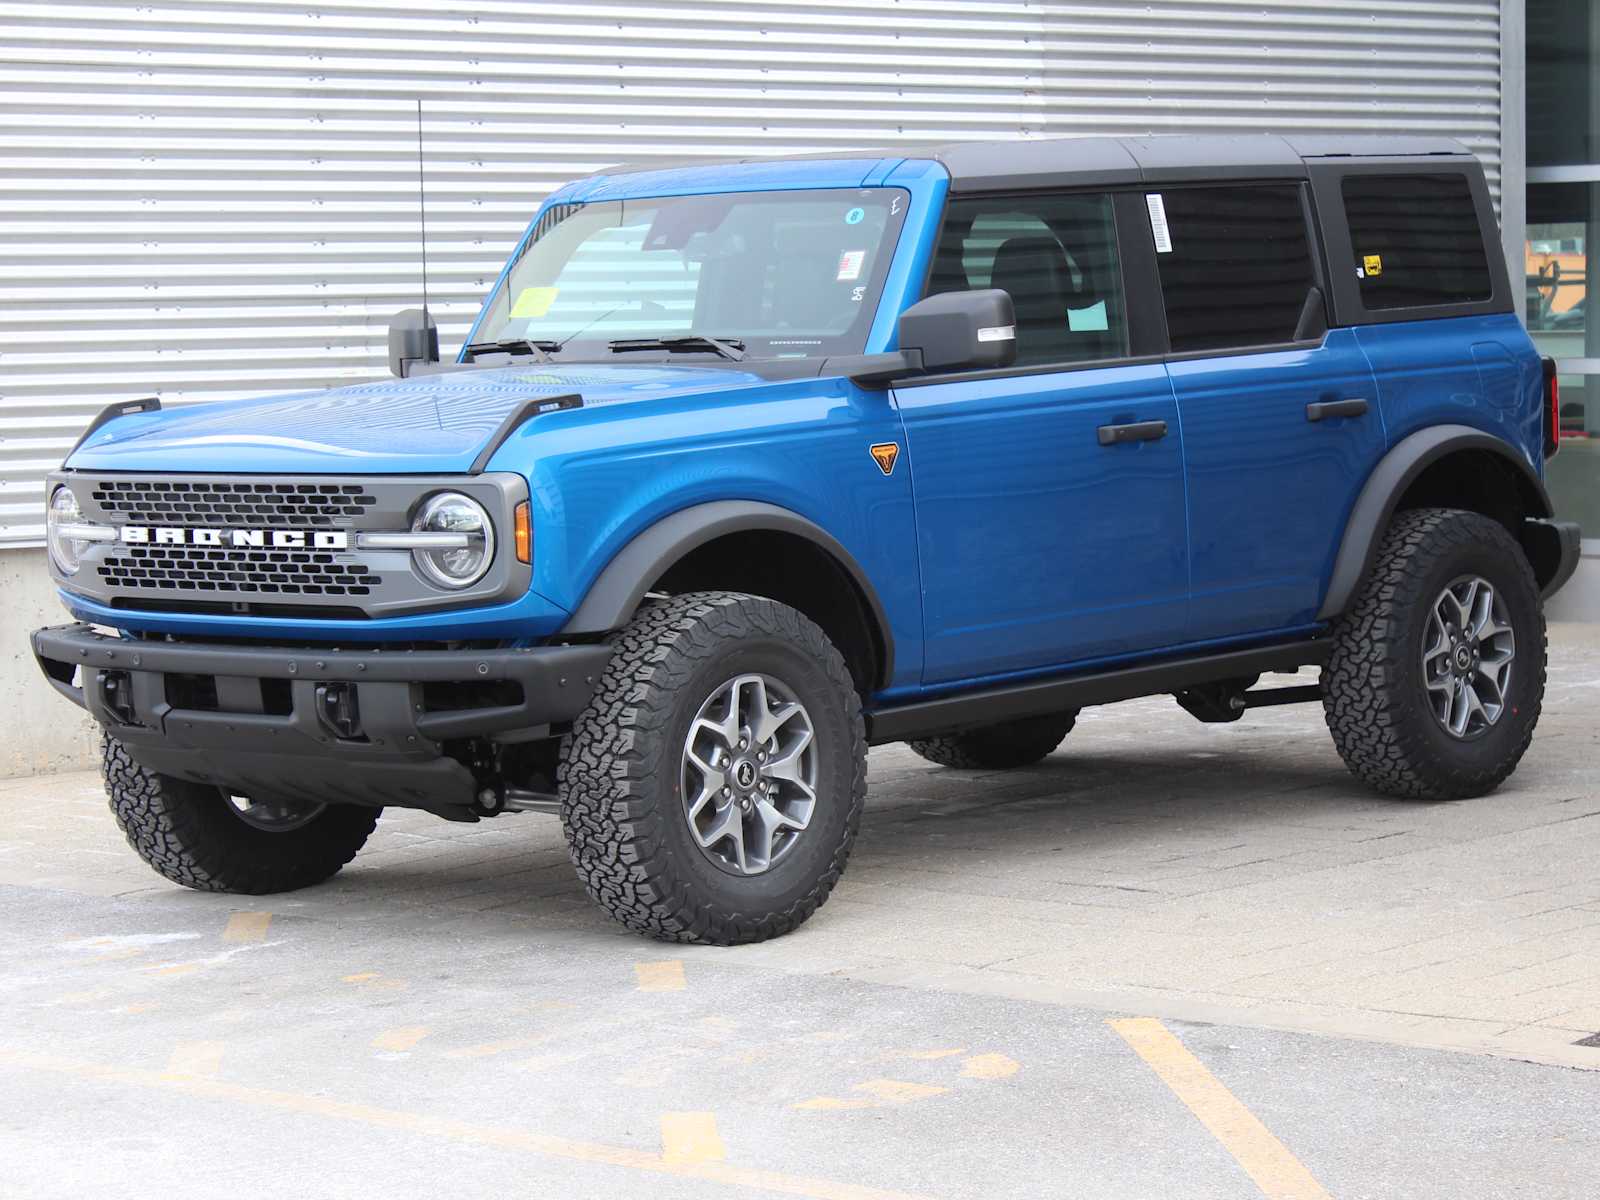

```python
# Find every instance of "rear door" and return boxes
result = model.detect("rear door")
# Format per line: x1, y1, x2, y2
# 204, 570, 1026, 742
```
894, 190, 1190, 685
1151, 183, 1387, 639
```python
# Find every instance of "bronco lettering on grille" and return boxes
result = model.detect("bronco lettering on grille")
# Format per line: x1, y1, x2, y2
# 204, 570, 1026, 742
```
118, 526, 350, 550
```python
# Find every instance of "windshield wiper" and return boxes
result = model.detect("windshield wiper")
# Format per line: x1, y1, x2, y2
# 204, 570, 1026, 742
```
608, 334, 747, 362
464, 337, 558, 364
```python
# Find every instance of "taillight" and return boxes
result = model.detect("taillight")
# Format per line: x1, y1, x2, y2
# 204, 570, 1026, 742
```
1542, 356, 1560, 458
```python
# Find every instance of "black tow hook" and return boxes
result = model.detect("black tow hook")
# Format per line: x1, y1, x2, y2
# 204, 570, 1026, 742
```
98, 669, 138, 726
314, 682, 363, 740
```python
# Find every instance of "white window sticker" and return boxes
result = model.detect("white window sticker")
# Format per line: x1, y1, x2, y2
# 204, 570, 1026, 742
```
1146, 193, 1173, 253
836, 249, 866, 282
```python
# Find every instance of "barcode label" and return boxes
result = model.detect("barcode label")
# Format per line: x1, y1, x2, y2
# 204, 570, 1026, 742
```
1146, 193, 1173, 253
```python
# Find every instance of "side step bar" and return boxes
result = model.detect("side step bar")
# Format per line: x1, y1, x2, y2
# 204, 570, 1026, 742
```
865, 639, 1329, 745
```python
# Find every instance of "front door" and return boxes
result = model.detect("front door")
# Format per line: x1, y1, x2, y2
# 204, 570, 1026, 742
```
894, 190, 1189, 686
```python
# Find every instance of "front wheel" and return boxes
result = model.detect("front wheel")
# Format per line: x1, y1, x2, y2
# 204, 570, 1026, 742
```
103, 735, 379, 892
1322, 508, 1546, 800
559, 591, 867, 944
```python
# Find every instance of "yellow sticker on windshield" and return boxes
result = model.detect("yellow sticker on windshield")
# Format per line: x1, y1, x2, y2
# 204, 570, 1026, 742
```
511, 286, 558, 318
1363, 254, 1383, 278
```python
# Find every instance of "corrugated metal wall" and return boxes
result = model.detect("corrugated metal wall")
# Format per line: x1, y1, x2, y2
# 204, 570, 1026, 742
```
0, 0, 1502, 546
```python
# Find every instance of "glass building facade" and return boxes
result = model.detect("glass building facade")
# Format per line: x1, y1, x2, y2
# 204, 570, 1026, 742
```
1527, 0, 1600, 549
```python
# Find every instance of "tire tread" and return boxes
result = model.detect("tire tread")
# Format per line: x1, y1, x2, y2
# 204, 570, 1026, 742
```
1322, 507, 1545, 800
558, 591, 866, 945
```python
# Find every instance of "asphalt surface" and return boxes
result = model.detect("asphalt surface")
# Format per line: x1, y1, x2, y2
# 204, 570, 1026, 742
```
4, 625, 1600, 1198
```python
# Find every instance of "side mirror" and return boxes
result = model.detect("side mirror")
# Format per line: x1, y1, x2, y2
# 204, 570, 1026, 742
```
897, 289, 1017, 375
388, 308, 439, 377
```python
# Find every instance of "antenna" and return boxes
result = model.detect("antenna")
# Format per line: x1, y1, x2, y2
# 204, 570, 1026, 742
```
415, 97, 430, 316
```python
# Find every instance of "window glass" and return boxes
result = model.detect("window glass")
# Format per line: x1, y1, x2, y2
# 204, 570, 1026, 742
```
1153, 185, 1314, 352
927, 193, 1128, 367
1528, 0, 1599, 168
1526, 180, 1594, 341
474, 188, 908, 358
1545, 376, 1600, 539
1340, 174, 1492, 311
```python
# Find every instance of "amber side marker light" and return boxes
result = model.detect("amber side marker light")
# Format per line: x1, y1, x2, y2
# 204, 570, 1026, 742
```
514, 501, 532, 563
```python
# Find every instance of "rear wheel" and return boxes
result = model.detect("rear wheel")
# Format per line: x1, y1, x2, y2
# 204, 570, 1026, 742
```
1322, 508, 1545, 800
908, 711, 1078, 770
103, 735, 379, 893
559, 591, 866, 944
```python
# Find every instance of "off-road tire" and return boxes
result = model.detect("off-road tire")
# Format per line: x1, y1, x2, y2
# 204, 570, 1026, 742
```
558, 591, 867, 944
103, 735, 379, 893
1322, 507, 1546, 801
907, 711, 1078, 770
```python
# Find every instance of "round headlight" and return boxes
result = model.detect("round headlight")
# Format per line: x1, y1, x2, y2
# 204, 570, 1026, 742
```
411, 492, 494, 589
46, 486, 87, 575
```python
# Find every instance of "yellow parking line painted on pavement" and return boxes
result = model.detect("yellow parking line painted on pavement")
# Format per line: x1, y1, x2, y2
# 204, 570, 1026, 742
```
223, 912, 273, 943
0, 1047, 930, 1200
445, 1034, 553, 1060
342, 972, 406, 991
94, 947, 147, 961
959, 1053, 1019, 1080
794, 1079, 949, 1110
635, 960, 687, 992
661, 1111, 727, 1165
1109, 1018, 1332, 1200
166, 1041, 225, 1078
372, 1026, 430, 1053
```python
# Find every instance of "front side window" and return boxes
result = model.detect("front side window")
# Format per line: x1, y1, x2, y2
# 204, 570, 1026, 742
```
473, 188, 909, 358
1341, 173, 1492, 310
927, 193, 1129, 367
1153, 185, 1315, 353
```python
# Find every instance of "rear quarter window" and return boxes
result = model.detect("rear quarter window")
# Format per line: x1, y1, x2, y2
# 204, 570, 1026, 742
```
1341, 173, 1492, 310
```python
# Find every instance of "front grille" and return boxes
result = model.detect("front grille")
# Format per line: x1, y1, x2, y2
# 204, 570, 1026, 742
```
98, 544, 380, 597
91, 479, 377, 528
61, 470, 528, 620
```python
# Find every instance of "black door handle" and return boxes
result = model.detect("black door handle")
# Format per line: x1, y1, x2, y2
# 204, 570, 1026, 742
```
1306, 398, 1369, 422
1097, 419, 1168, 446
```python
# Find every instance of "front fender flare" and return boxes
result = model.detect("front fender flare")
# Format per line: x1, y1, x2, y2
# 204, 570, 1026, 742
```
1316, 424, 1555, 621
560, 500, 895, 686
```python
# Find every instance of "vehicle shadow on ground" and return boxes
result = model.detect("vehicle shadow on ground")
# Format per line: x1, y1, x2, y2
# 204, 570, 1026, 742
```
285, 741, 1459, 939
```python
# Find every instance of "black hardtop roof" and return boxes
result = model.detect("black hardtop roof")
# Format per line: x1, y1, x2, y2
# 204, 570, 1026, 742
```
597, 133, 1476, 193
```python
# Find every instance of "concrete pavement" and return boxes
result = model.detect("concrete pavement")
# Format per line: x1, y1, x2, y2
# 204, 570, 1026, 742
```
3, 624, 1600, 1196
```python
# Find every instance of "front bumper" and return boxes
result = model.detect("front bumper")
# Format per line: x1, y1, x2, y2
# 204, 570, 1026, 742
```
31, 623, 613, 812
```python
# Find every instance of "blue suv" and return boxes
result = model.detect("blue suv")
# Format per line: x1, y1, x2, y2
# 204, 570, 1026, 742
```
32, 135, 1581, 943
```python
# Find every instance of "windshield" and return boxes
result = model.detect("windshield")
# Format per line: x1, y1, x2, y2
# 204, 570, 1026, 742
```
473, 187, 911, 358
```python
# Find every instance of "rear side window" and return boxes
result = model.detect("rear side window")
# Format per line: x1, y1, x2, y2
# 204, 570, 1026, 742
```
1341, 173, 1492, 310
927, 193, 1129, 368
1152, 185, 1315, 353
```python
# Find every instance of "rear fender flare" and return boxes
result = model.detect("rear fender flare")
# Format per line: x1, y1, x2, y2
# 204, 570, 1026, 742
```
1317, 424, 1554, 621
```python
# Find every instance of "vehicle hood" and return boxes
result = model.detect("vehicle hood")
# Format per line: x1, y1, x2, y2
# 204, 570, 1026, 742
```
65, 363, 783, 475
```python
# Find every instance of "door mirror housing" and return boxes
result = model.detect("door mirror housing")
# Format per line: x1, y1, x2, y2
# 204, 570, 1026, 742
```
388, 308, 439, 377
898, 289, 1017, 375
837, 289, 1017, 387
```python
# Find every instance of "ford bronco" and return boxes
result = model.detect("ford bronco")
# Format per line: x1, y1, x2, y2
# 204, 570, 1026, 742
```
32, 134, 1581, 943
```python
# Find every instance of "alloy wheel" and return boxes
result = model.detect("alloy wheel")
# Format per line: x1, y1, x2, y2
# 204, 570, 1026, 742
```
1421, 574, 1516, 740
680, 673, 818, 874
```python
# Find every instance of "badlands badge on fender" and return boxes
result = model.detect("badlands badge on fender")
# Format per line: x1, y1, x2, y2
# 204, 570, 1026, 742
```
869, 443, 899, 476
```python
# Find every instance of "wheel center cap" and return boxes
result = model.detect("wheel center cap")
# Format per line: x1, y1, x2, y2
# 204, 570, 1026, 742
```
1455, 646, 1473, 671
734, 759, 758, 790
